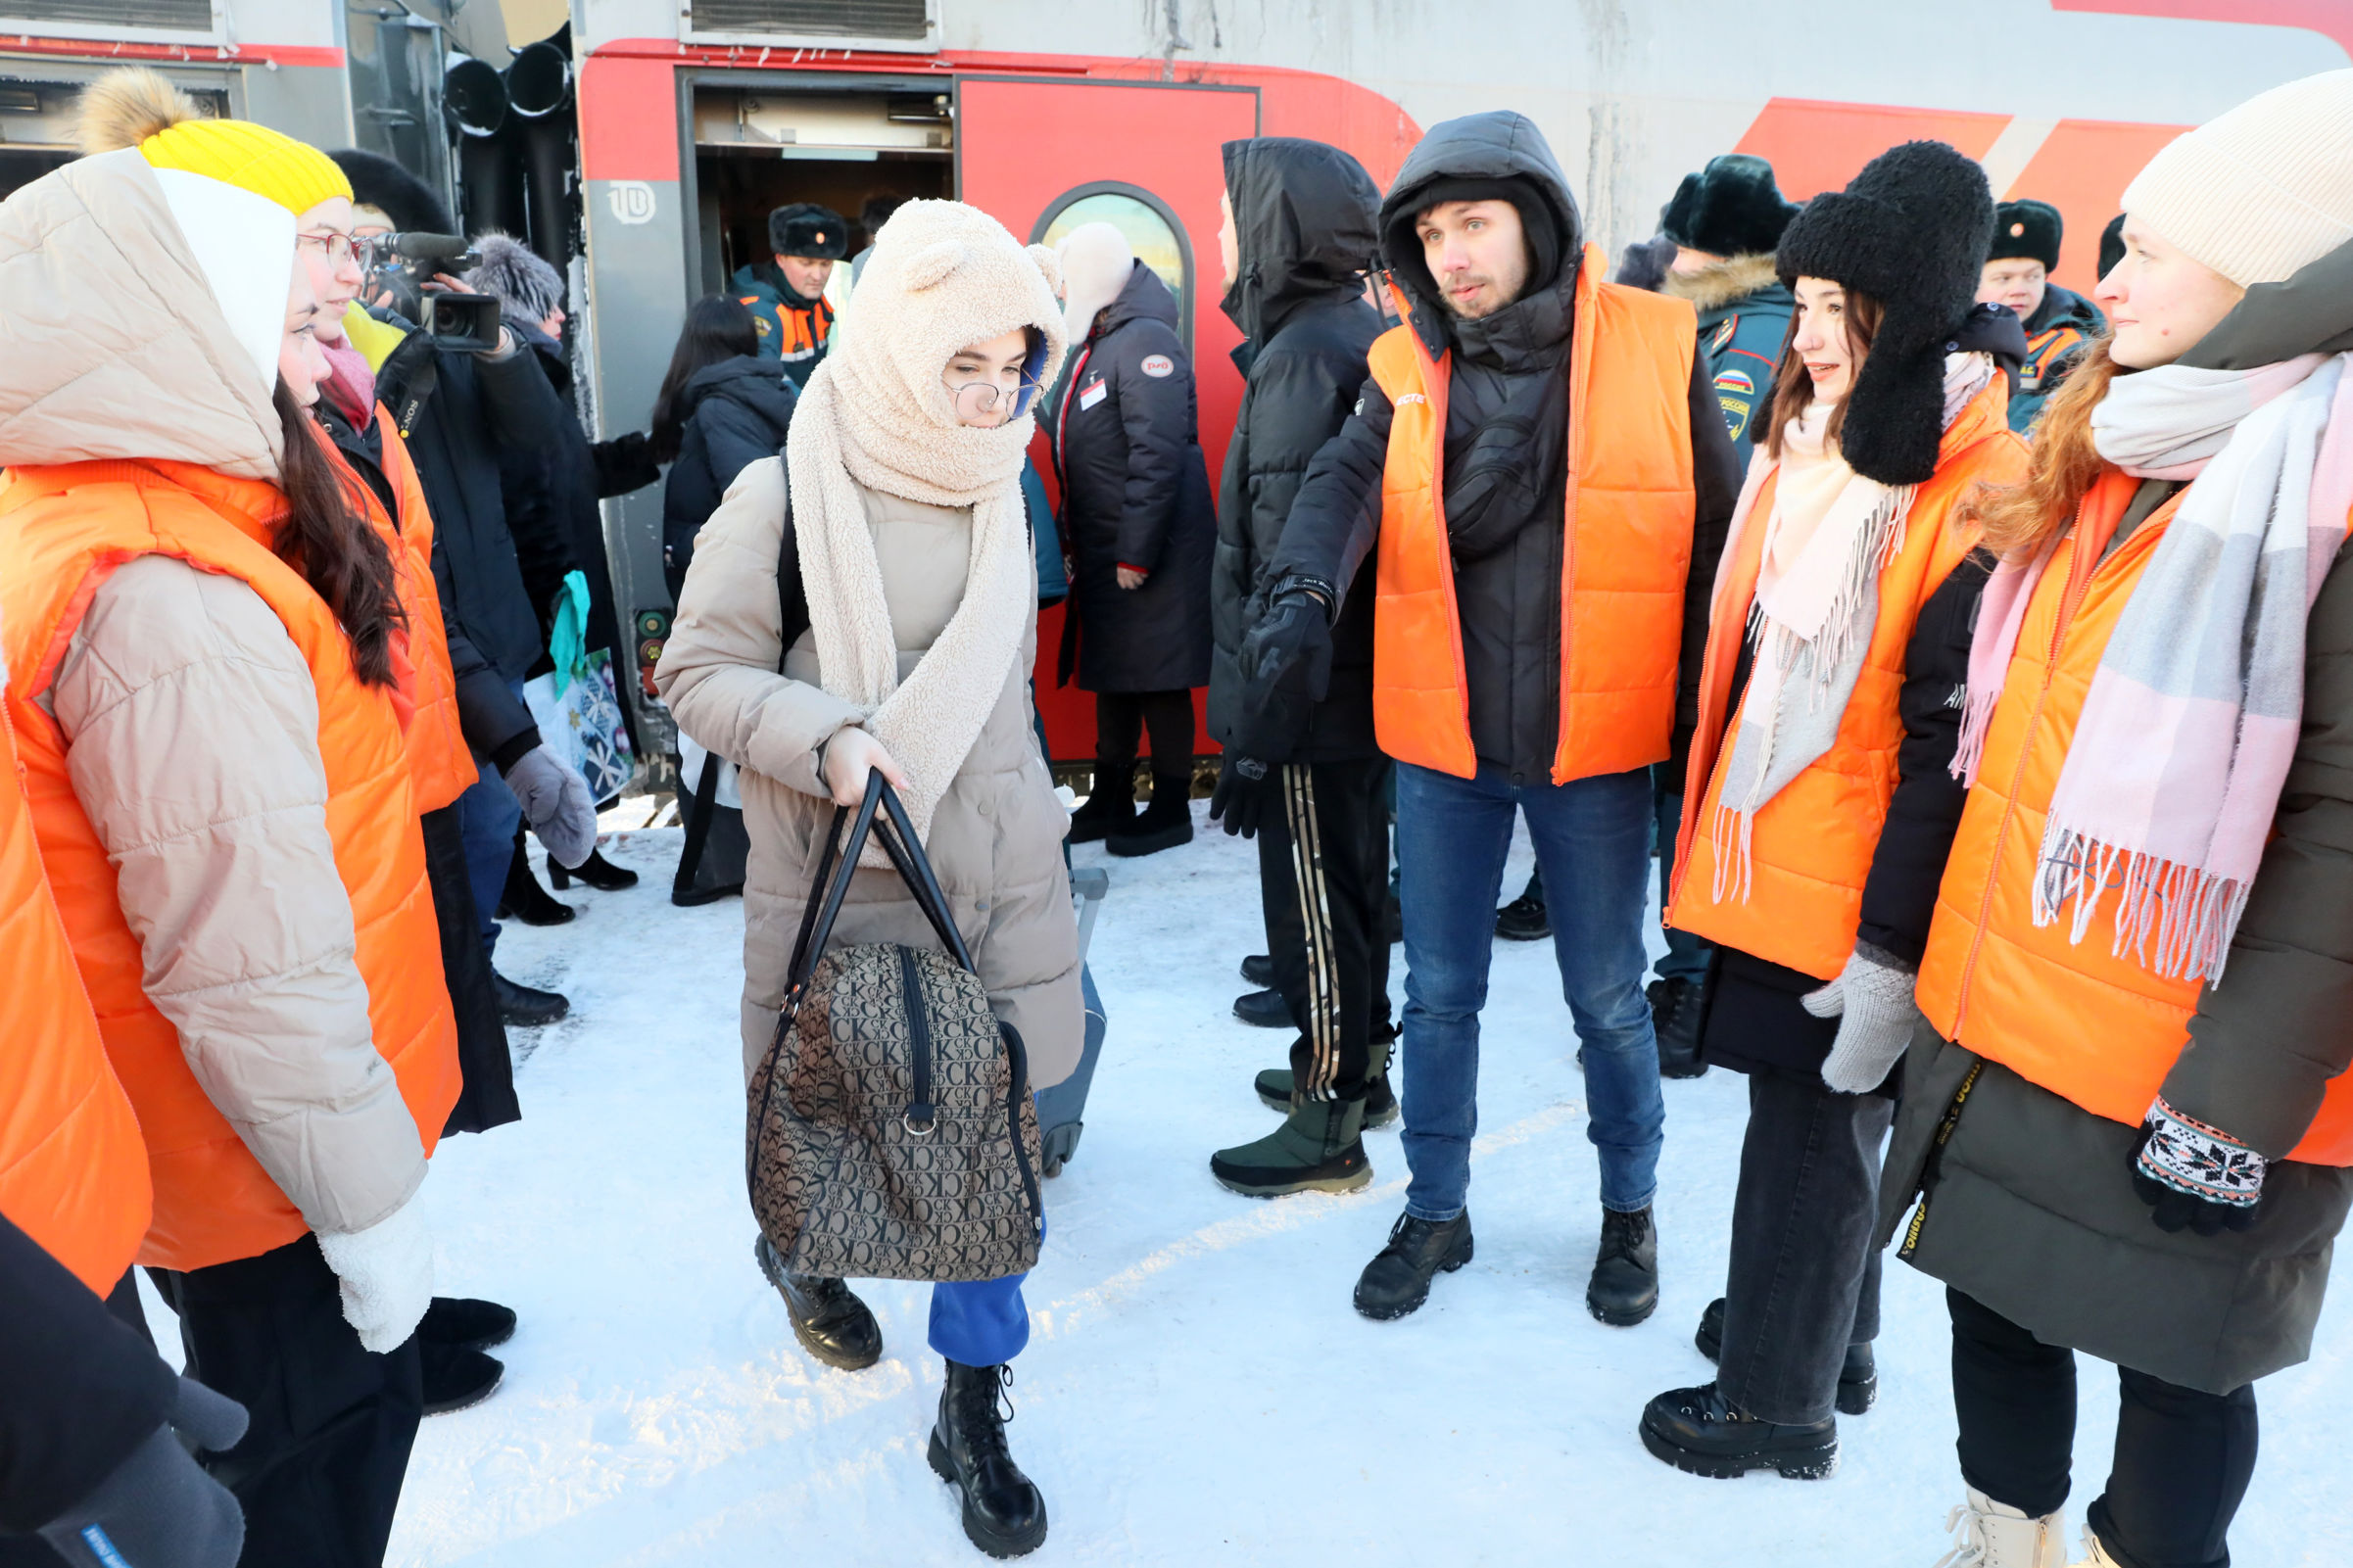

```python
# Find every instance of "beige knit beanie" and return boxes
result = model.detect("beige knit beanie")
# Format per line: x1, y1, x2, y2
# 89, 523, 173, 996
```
2121, 69, 2353, 288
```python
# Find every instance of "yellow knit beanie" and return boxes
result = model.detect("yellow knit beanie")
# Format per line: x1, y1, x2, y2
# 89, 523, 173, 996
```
2121, 69, 2353, 289
75, 67, 352, 216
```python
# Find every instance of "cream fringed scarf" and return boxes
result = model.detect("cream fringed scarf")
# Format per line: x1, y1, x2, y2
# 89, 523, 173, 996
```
785, 199, 1067, 862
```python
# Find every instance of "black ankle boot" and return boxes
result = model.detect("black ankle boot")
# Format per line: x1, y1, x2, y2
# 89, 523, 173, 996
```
499, 839, 575, 926
753, 1236, 881, 1371
1353, 1210, 1473, 1320
1067, 770, 1134, 844
1640, 1381, 1839, 1479
928, 1359, 1048, 1557
1494, 869, 1549, 940
1694, 1297, 1877, 1415
1588, 1205, 1658, 1326
1649, 976, 1708, 1078
1106, 777, 1193, 857
551, 846, 637, 892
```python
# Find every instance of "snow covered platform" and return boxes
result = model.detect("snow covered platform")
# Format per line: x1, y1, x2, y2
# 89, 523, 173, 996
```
187, 806, 2349, 1563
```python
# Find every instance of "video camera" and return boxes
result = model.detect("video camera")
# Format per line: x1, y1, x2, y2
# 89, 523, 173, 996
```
366, 231, 503, 352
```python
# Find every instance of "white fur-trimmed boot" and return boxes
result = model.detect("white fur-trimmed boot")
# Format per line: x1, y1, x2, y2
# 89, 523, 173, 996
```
1932, 1486, 2068, 1568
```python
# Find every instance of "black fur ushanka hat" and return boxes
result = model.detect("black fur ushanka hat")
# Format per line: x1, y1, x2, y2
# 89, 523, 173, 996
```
1776, 140, 1995, 486
1659, 154, 1799, 260
768, 201, 847, 260
1989, 199, 2063, 270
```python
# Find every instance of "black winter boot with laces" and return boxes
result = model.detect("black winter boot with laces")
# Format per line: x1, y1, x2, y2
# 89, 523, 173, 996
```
929, 1358, 1048, 1558
1353, 1210, 1474, 1320
754, 1235, 882, 1371
1587, 1205, 1659, 1326
1640, 1380, 1839, 1480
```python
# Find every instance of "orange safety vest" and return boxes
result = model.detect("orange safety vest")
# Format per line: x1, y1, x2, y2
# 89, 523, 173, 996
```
335, 404, 477, 813
1669, 382, 2027, 979
0, 456, 461, 1269
1917, 467, 2353, 1165
742, 289, 834, 365
0, 670, 152, 1296
1369, 245, 1699, 784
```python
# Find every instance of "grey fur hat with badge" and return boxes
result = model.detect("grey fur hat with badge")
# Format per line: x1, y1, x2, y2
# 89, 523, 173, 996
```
1776, 139, 1994, 486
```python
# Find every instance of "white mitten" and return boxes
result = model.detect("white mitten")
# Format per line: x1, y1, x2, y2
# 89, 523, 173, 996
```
315, 1202, 434, 1354
1803, 945, 1918, 1095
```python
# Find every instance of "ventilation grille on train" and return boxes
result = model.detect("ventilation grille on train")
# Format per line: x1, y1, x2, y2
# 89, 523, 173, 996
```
686, 0, 930, 40
1, 0, 214, 27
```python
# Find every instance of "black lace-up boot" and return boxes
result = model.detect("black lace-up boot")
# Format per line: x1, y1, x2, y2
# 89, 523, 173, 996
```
928, 1359, 1048, 1558
1352, 1210, 1474, 1320
753, 1235, 881, 1371
1587, 1205, 1659, 1326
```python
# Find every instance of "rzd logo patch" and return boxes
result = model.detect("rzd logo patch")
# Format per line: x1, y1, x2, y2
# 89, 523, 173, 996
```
1139, 354, 1175, 378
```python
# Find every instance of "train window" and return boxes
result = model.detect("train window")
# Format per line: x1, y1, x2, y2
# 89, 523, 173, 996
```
1033, 184, 1191, 352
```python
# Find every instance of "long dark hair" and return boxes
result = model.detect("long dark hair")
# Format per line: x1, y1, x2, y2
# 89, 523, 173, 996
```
273, 381, 406, 688
649, 295, 761, 462
1764, 285, 1885, 460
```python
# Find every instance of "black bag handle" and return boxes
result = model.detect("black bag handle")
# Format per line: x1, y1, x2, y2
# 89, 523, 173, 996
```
781, 772, 975, 1009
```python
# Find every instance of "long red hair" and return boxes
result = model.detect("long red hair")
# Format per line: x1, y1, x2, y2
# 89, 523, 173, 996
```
1965, 337, 2123, 556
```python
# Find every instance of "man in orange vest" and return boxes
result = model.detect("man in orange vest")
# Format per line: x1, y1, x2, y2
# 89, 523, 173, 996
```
1239, 111, 1739, 1326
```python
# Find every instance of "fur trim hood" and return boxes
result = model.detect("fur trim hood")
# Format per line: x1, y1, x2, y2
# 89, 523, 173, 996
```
1662, 251, 1784, 313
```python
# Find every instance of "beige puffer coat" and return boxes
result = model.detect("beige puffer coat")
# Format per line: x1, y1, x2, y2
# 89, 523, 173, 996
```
657, 456, 1083, 1088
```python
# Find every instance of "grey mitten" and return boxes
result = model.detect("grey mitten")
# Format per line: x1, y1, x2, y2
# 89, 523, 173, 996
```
38, 1376, 247, 1568
1803, 944, 1918, 1095
501, 742, 596, 869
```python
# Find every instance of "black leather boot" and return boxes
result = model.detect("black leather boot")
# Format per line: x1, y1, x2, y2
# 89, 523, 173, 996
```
1231, 987, 1290, 1027
1494, 867, 1549, 940
1588, 1205, 1659, 1326
928, 1359, 1048, 1558
1639, 1381, 1839, 1479
1239, 953, 1273, 987
493, 971, 569, 1026
1648, 976, 1707, 1079
754, 1235, 881, 1371
1353, 1211, 1473, 1321
499, 837, 575, 926
1694, 1297, 1877, 1415
551, 846, 637, 891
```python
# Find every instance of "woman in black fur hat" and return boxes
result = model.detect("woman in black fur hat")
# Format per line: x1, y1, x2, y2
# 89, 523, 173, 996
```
1637, 140, 2031, 1483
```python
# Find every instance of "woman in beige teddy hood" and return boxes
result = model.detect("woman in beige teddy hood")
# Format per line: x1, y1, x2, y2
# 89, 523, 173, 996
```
656, 198, 1076, 1559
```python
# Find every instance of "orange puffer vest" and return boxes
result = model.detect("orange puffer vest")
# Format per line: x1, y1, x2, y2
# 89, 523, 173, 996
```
0, 675, 151, 1295
1917, 468, 2353, 1165
1669, 383, 2027, 979
339, 404, 476, 812
0, 457, 461, 1268
1369, 245, 1699, 784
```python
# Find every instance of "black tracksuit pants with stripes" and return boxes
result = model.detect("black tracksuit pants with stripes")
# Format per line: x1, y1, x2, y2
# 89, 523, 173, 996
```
1258, 755, 1395, 1102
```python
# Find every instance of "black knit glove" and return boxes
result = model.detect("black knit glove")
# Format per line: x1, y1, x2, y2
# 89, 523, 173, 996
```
37, 1376, 247, 1568
2130, 1096, 2266, 1237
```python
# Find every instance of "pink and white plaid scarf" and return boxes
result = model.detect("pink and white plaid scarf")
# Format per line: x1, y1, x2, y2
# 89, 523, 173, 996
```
1954, 351, 2353, 981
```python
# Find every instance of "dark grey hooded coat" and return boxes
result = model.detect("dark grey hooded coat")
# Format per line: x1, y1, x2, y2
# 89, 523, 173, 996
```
1047, 261, 1217, 694
1878, 242, 2353, 1395
1207, 136, 1384, 761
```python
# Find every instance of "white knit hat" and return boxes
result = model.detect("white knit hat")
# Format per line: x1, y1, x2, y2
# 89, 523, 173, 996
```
1055, 221, 1134, 346
2121, 69, 2353, 289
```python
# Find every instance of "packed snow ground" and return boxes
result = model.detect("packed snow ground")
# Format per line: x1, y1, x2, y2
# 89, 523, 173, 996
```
150, 804, 2351, 1564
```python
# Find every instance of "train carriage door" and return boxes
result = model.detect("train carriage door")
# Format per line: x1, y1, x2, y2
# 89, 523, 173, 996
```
955, 76, 1259, 769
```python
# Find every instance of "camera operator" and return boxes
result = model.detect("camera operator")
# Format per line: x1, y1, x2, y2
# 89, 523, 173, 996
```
326, 152, 591, 1035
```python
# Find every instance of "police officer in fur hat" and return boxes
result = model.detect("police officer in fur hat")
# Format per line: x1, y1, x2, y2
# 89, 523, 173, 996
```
1977, 198, 2106, 432
734, 201, 847, 388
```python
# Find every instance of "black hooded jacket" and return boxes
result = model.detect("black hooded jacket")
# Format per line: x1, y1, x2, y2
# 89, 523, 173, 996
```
1208, 137, 1385, 760
1047, 261, 1217, 693
661, 355, 797, 594
1271, 112, 1741, 784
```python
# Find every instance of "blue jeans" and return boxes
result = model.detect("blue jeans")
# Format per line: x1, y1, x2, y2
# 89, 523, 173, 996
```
456, 681, 527, 962
1652, 776, 1712, 986
1394, 761, 1664, 1218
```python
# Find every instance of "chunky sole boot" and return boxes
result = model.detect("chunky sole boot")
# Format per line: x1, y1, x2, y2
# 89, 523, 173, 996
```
1695, 1298, 1877, 1415
1211, 1097, 1372, 1197
1588, 1206, 1658, 1327
420, 1340, 504, 1416
1239, 953, 1273, 987
1354, 1211, 1474, 1321
1232, 987, 1290, 1028
1106, 789, 1193, 857
421, 1295, 517, 1354
929, 1360, 1048, 1558
1639, 1382, 1838, 1480
754, 1235, 883, 1371
1065, 786, 1132, 845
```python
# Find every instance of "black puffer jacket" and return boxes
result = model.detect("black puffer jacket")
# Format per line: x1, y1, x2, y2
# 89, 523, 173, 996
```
661, 355, 796, 596
1270, 112, 1741, 784
1208, 137, 1384, 760
1048, 261, 1216, 693
501, 319, 661, 752
373, 321, 575, 693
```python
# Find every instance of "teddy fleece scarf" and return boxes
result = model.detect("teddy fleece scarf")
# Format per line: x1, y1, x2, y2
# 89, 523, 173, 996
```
1954, 352, 2353, 981
785, 353, 1033, 864
1708, 353, 1994, 902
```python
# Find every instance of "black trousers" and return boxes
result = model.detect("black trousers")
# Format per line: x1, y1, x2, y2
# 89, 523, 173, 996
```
148, 1235, 423, 1568
1949, 1287, 2258, 1568
1716, 1066, 1890, 1426
1257, 756, 1394, 1101
423, 803, 518, 1136
1094, 689, 1194, 792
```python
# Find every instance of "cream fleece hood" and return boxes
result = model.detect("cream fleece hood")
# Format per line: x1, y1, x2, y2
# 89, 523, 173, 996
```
0, 148, 289, 478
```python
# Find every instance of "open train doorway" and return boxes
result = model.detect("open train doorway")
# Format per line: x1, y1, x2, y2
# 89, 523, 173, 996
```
688, 83, 953, 316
